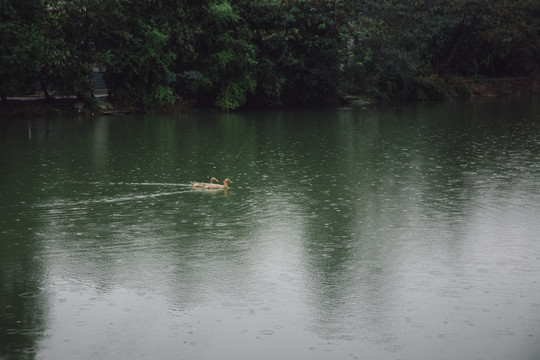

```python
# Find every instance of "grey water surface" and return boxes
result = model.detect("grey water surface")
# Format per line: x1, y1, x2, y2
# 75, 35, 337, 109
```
1, 97, 540, 360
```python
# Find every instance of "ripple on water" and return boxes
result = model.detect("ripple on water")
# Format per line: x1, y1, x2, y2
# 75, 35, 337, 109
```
18, 292, 39, 298
18, 328, 42, 336
496, 329, 516, 336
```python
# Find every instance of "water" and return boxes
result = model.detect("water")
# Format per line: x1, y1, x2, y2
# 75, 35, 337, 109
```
1, 98, 540, 360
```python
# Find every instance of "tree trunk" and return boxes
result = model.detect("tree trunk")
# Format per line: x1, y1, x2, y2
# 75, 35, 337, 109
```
40, 80, 52, 100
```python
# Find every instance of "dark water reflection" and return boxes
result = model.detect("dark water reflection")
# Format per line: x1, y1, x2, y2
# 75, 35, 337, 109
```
1, 97, 540, 359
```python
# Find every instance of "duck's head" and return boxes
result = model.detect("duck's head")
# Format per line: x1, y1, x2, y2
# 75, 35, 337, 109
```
211, 177, 219, 183
223, 178, 232, 184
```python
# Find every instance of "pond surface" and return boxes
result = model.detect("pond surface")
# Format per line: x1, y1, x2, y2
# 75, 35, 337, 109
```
1, 98, 540, 360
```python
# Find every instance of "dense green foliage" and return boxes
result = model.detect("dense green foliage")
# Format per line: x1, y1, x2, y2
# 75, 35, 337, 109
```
0, 0, 47, 101
1, 0, 539, 110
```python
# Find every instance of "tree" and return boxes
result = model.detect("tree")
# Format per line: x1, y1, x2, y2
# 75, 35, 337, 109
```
0, 0, 47, 101
236, 0, 351, 106
38, 0, 102, 102
177, 1, 257, 111
100, 0, 177, 111
2, 0, 539, 109
342, 0, 433, 99
426, 0, 540, 76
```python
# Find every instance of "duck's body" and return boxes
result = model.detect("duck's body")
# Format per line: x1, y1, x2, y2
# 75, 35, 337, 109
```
204, 178, 232, 190
191, 177, 219, 188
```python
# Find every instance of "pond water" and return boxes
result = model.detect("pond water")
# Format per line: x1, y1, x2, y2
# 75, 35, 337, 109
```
1, 97, 540, 360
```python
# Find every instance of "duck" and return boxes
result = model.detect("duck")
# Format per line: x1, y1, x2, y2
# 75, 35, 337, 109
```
191, 177, 219, 188
203, 178, 232, 190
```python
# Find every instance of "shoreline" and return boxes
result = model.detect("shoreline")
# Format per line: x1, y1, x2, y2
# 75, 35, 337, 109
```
1, 76, 539, 119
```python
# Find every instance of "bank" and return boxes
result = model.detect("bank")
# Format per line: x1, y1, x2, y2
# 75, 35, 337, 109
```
1, 76, 539, 119
445, 76, 540, 99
